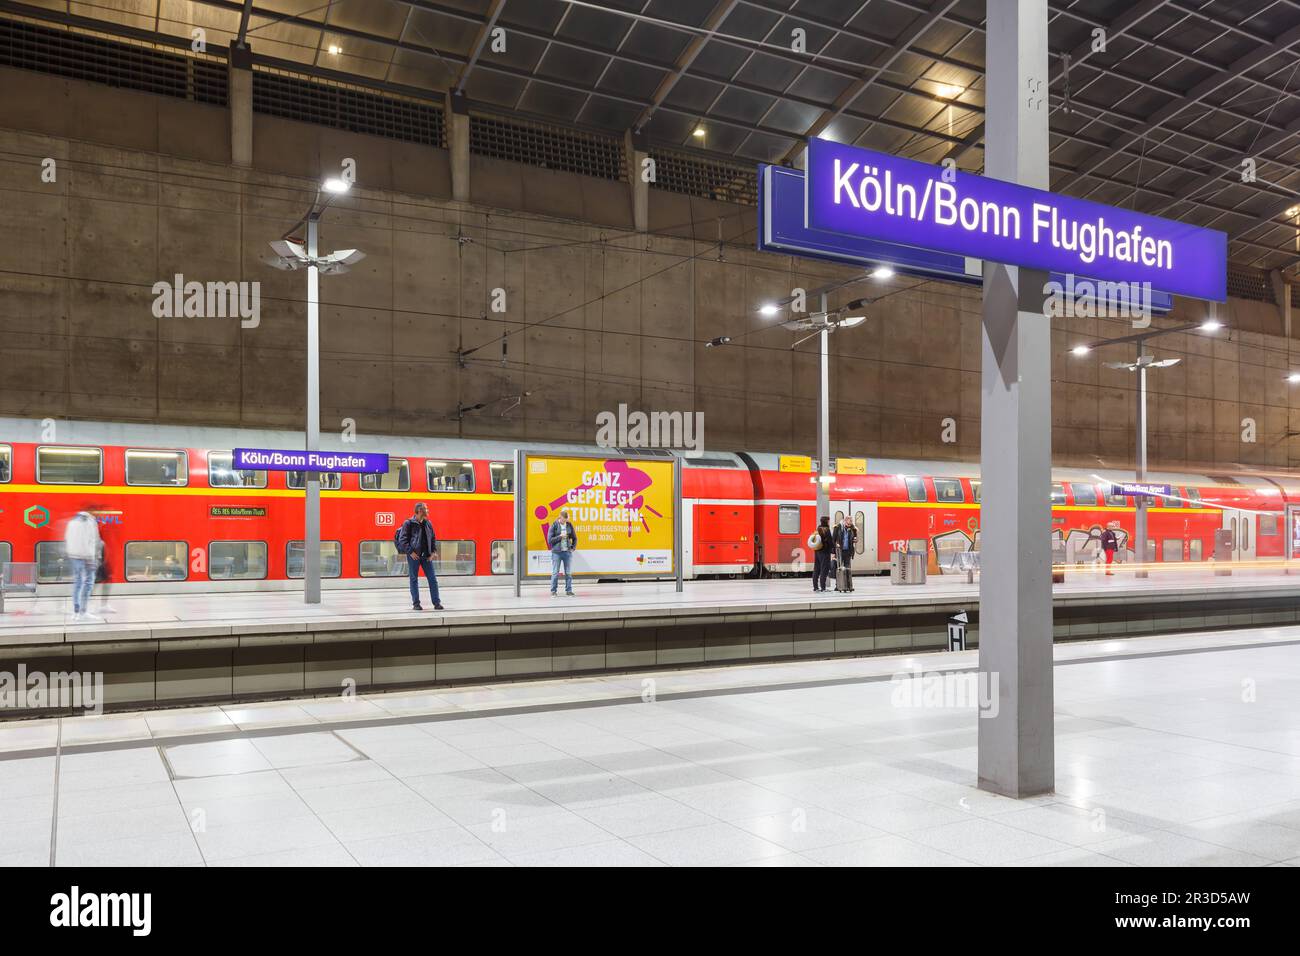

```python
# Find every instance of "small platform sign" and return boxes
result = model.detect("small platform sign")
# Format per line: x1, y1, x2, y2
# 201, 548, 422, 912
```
779, 455, 813, 473
232, 448, 388, 473
948, 610, 969, 651
1110, 481, 1173, 499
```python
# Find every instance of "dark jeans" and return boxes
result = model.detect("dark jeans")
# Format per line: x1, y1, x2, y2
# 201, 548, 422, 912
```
407, 554, 441, 606
813, 550, 831, 590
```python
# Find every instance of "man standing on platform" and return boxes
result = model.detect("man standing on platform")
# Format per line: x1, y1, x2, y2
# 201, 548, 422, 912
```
398, 502, 444, 611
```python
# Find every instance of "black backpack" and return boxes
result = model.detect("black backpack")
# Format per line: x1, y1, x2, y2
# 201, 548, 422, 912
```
393, 522, 406, 553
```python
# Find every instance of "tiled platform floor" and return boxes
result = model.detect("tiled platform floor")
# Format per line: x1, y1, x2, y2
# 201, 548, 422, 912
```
3, 627, 1300, 867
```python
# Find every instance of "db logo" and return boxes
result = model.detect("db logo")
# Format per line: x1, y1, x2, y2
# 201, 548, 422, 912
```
375, 512, 395, 526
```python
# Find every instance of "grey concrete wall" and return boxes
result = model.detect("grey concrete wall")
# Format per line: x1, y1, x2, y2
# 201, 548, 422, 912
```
1, 64, 1298, 472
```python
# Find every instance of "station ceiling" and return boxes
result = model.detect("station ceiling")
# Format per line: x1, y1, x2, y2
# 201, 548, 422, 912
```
8, 0, 1300, 272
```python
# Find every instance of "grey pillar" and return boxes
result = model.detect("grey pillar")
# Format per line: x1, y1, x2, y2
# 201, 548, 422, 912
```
625, 131, 649, 233
228, 42, 253, 167
977, 0, 1054, 798
304, 216, 321, 604
1134, 339, 1149, 578
448, 90, 470, 203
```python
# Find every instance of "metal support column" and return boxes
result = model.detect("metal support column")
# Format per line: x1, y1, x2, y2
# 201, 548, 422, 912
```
977, 0, 1054, 798
304, 216, 322, 604
1134, 339, 1149, 578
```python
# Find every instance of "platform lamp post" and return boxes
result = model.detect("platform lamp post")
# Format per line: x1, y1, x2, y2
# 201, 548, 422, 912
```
265, 177, 366, 604
707, 267, 890, 521
1070, 313, 1223, 577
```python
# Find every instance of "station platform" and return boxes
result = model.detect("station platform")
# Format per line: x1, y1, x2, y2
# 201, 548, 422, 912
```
2, 626, 1299, 866
2, 569, 1298, 713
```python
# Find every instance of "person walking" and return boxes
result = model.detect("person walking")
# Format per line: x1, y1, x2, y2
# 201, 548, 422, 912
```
834, 515, 858, 592
548, 509, 579, 596
64, 507, 101, 621
397, 502, 443, 610
1100, 525, 1119, 576
810, 515, 833, 592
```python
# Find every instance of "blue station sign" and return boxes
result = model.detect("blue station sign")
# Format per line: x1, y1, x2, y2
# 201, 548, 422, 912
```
1110, 482, 1174, 499
759, 164, 1174, 313
804, 138, 1228, 302
233, 448, 389, 473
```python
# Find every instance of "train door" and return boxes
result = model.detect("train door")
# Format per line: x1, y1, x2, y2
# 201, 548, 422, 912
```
1221, 509, 1257, 562
830, 501, 877, 569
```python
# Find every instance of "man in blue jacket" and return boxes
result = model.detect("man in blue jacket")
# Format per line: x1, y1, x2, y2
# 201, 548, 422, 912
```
398, 502, 443, 610
547, 509, 579, 596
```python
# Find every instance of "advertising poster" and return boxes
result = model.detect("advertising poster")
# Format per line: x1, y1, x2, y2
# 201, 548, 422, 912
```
522, 454, 676, 577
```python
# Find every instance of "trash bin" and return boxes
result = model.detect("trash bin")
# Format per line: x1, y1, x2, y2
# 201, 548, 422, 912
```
890, 550, 927, 585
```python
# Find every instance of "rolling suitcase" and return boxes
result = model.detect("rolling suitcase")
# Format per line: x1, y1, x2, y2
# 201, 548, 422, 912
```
835, 562, 852, 592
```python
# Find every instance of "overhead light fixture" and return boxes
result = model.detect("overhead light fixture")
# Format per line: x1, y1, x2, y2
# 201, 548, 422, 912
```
693, 126, 706, 138
1289, 373, 1300, 384
328, 44, 342, 55
1071, 345, 1091, 356
1288, 206, 1300, 217
1200, 319, 1223, 332
935, 84, 963, 99
839, 315, 866, 328
872, 265, 894, 279
759, 303, 780, 316
322, 177, 350, 194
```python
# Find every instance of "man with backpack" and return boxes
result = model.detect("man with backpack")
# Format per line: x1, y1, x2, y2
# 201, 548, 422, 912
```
397, 502, 443, 610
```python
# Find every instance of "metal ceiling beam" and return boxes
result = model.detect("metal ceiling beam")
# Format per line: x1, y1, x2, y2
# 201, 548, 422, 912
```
453, 0, 507, 94
777, 0, 960, 166
632, 0, 738, 134
1054, 22, 1300, 195
235, 0, 253, 48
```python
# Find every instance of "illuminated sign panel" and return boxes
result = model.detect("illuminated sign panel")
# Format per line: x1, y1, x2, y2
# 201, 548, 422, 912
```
805, 139, 1227, 302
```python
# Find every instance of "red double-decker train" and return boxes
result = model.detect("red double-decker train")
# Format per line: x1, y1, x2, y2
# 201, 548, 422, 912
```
0, 418, 1294, 593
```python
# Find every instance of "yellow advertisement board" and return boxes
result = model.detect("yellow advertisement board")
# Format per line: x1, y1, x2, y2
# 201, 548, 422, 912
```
522, 454, 676, 577
779, 455, 813, 473
836, 458, 867, 475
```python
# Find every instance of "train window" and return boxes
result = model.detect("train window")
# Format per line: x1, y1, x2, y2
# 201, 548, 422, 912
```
491, 540, 514, 574
427, 460, 474, 493
209, 541, 268, 580
360, 459, 410, 492
207, 452, 267, 489
359, 541, 405, 577
286, 471, 342, 490
854, 511, 865, 555
0, 444, 10, 483
934, 479, 964, 503
904, 477, 926, 502
971, 480, 981, 503
1187, 488, 1202, 508
0, 542, 10, 566
125, 450, 188, 487
125, 542, 187, 581
35, 542, 72, 583
1106, 491, 1128, 507
434, 540, 475, 576
1161, 539, 1183, 562
1261, 515, 1279, 535
908, 538, 927, 554
286, 541, 342, 578
1190, 539, 1203, 561
490, 462, 515, 493
1242, 519, 1250, 551
36, 446, 102, 485
778, 505, 800, 535
1050, 483, 1066, 505
1071, 484, 1097, 506
1162, 489, 1182, 508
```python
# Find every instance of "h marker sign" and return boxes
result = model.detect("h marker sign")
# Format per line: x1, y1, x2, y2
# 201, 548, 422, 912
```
805, 139, 1227, 302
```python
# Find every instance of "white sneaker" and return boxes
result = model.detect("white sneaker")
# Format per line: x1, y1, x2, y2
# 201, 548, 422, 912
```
80, 612, 104, 623
71, 611, 86, 621
97, 604, 117, 614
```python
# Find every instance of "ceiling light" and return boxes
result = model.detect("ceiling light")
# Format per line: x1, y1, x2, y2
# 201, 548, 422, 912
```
322, 177, 350, 194
840, 315, 866, 328
935, 84, 963, 99
759, 303, 780, 316
1289, 373, 1300, 384
872, 265, 894, 279
327, 45, 342, 55
1071, 345, 1091, 356
692, 126, 706, 138
1200, 319, 1222, 332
